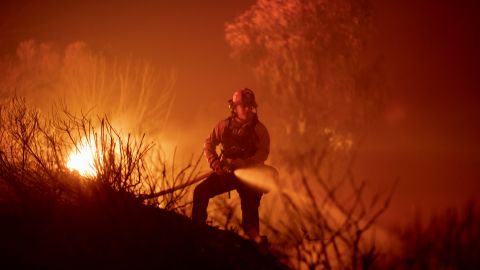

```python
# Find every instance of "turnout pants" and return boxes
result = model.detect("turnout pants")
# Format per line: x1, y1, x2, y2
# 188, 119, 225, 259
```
192, 172, 263, 239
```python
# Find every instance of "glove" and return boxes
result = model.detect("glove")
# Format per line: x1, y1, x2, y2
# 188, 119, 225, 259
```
212, 160, 232, 176
225, 158, 246, 170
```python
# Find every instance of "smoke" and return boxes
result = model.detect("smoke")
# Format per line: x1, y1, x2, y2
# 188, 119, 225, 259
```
0, 40, 176, 138
225, 0, 385, 153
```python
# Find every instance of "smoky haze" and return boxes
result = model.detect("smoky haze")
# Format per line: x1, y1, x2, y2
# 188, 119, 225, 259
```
0, 0, 259, 161
1, 0, 479, 229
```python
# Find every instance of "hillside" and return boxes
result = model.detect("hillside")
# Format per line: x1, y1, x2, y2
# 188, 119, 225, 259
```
0, 180, 287, 270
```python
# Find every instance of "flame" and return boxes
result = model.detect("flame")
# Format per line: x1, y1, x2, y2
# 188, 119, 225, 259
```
66, 137, 97, 177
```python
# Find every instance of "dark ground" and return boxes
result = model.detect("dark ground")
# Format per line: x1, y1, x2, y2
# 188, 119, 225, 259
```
0, 181, 287, 270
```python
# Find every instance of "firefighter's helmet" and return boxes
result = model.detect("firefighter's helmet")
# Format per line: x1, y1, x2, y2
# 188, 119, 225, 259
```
228, 88, 257, 110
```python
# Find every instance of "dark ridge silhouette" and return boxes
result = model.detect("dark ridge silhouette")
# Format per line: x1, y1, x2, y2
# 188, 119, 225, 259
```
0, 180, 288, 270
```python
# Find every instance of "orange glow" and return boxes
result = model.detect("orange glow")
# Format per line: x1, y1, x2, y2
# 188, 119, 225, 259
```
66, 137, 97, 177
0, 0, 478, 243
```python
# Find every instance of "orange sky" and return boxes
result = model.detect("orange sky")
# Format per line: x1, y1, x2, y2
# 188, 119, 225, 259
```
1, 0, 479, 225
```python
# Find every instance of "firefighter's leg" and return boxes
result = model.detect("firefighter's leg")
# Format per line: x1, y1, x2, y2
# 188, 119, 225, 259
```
192, 173, 235, 224
237, 185, 263, 239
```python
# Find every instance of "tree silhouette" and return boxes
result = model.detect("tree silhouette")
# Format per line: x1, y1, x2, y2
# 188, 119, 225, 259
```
226, 0, 386, 151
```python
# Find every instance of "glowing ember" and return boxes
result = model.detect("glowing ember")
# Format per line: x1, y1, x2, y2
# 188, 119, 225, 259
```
66, 138, 97, 177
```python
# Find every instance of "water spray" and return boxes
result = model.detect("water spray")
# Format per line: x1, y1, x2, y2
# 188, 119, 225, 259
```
234, 164, 279, 193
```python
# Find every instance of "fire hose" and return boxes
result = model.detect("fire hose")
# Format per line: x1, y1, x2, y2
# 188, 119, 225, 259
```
138, 171, 213, 201
137, 164, 279, 201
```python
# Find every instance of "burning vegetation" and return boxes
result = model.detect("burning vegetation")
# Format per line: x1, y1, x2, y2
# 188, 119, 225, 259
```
0, 0, 479, 269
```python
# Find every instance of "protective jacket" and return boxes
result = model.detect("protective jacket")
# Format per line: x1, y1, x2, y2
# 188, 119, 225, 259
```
204, 115, 270, 170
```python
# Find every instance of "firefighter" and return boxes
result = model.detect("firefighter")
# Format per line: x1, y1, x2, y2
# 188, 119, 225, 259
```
192, 88, 270, 240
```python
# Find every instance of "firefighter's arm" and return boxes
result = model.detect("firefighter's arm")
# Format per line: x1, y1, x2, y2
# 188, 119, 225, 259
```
204, 120, 224, 171
244, 123, 270, 166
